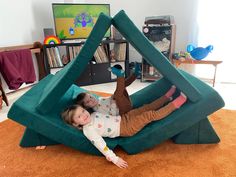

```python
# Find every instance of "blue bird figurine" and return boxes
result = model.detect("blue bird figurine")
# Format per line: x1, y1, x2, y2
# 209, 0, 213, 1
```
187, 44, 213, 60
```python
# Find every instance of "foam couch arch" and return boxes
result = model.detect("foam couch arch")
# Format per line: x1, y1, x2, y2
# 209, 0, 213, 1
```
8, 11, 224, 155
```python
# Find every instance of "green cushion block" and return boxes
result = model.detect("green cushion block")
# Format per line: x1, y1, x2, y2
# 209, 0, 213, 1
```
20, 128, 59, 147
112, 10, 201, 103
36, 13, 112, 114
172, 118, 220, 144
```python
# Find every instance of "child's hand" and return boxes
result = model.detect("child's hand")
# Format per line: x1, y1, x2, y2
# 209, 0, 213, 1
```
115, 157, 128, 168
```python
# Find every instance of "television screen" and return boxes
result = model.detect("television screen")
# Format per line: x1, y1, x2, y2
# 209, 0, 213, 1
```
52, 3, 110, 40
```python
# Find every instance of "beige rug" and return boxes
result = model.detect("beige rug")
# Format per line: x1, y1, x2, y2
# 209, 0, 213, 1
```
0, 108, 235, 177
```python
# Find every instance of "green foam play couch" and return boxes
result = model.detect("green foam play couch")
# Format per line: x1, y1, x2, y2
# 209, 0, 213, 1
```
8, 11, 224, 155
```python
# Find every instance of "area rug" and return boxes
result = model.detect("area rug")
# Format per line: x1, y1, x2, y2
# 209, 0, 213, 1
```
0, 107, 235, 177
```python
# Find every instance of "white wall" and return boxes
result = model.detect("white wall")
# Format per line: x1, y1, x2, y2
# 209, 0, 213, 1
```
0, 0, 63, 47
0, 0, 198, 55
195, 0, 236, 83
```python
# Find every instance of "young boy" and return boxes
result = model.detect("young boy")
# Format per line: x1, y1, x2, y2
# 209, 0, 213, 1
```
76, 63, 176, 116
76, 63, 139, 115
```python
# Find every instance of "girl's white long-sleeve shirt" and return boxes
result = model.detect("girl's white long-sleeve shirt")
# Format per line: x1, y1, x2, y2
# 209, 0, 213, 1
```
82, 112, 121, 163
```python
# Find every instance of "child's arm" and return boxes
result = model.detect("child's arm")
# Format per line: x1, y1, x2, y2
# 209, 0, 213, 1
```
83, 126, 128, 168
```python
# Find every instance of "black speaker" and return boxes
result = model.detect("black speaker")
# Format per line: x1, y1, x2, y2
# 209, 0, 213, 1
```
43, 28, 54, 37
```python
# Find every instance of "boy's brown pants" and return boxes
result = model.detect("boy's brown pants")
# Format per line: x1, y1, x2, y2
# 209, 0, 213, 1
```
120, 96, 176, 137
113, 74, 136, 115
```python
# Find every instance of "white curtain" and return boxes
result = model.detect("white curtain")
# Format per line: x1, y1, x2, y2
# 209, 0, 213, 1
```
196, 0, 236, 83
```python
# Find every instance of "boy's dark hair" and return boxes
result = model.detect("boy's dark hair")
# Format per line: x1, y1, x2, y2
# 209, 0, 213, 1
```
86, 108, 95, 114
75, 93, 95, 114
75, 92, 87, 107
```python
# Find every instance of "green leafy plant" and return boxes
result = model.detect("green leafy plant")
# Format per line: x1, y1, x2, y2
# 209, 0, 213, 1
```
58, 30, 67, 39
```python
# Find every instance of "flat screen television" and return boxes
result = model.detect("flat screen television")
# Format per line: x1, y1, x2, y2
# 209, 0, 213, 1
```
52, 3, 111, 40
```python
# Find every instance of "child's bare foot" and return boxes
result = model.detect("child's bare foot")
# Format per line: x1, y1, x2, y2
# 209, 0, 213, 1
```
165, 85, 176, 99
172, 92, 187, 108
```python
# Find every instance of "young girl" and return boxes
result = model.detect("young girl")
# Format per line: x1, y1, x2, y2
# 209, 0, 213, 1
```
62, 91, 187, 168
76, 63, 141, 115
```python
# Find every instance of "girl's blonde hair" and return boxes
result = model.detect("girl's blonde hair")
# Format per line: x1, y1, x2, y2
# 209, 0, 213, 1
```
61, 104, 82, 129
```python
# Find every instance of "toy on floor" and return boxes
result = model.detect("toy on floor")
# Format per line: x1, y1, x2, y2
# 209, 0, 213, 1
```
187, 44, 213, 60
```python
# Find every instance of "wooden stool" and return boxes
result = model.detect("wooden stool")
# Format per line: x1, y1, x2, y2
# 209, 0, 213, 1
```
173, 59, 222, 87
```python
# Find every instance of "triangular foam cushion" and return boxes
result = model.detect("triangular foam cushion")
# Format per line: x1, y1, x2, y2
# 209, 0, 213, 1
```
37, 11, 201, 114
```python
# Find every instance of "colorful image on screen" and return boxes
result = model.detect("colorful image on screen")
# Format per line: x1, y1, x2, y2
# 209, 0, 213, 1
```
52, 4, 110, 39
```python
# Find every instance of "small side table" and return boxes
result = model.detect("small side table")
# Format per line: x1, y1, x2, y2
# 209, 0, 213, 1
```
173, 59, 223, 87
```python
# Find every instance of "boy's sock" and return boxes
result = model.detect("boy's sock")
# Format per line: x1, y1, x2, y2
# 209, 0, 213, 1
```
134, 62, 141, 76
171, 92, 187, 108
109, 65, 125, 77
165, 85, 176, 98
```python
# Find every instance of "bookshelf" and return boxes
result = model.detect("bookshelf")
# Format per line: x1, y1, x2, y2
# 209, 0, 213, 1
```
42, 39, 129, 86
141, 20, 176, 82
